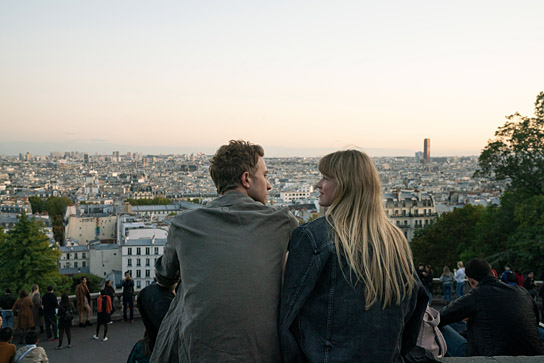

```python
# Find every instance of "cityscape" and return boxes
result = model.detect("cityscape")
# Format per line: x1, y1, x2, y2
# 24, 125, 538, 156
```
0, 139, 509, 290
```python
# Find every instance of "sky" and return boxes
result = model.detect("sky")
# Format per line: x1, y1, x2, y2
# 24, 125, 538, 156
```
1, 1, 543, 157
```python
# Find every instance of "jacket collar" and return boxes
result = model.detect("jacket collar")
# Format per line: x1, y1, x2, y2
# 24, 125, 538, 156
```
476, 275, 498, 286
209, 191, 258, 207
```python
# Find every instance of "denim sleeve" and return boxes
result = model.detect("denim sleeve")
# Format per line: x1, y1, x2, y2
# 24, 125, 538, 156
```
154, 224, 181, 288
279, 225, 328, 362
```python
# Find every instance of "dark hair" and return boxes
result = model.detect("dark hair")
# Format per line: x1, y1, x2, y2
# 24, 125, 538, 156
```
4, 288, 11, 294
19, 289, 28, 299
465, 258, 492, 281
60, 293, 70, 307
0, 327, 13, 342
81, 276, 87, 282
24, 330, 39, 344
209, 140, 264, 194
47, 285, 54, 292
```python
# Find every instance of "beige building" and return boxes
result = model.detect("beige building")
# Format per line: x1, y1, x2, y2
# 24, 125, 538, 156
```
65, 215, 117, 245
384, 190, 437, 242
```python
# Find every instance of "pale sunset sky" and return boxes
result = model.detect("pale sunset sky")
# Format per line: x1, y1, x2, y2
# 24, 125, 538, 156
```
1, 1, 543, 157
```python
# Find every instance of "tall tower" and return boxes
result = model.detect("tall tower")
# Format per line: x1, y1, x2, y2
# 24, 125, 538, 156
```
423, 138, 430, 163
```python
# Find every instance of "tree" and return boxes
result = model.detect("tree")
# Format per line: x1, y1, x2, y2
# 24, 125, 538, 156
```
46, 196, 73, 243
0, 212, 70, 294
475, 91, 544, 196
28, 196, 46, 214
411, 205, 484, 271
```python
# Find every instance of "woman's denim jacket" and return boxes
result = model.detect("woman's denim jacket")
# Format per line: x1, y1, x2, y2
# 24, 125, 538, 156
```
279, 217, 428, 362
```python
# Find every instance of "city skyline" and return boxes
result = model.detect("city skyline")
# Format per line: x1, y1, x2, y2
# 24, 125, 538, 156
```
2, 1, 543, 157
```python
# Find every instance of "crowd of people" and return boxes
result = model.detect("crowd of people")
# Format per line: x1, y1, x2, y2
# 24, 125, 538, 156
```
2, 140, 544, 362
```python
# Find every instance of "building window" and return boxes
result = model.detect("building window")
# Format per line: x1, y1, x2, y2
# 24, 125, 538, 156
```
127, 269, 132, 277
74, 253, 78, 259
128, 248, 132, 255
128, 259, 132, 267
137, 259, 141, 267
146, 280, 150, 286
82, 252, 86, 259
145, 258, 150, 267
74, 262, 78, 268
66, 262, 71, 268
137, 248, 141, 255
146, 247, 150, 255
137, 280, 141, 289
145, 269, 150, 277
66, 254, 70, 260
82, 261, 86, 267
154, 247, 159, 255
136, 270, 141, 278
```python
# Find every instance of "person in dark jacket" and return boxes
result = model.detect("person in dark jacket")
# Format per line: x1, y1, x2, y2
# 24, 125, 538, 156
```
524, 271, 537, 300
122, 272, 134, 323
104, 280, 116, 323
280, 150, 428, 362
439, 258, 544, 357
42, 286, 58, 341
0, 289, 16, 329
56, 293, 75, 350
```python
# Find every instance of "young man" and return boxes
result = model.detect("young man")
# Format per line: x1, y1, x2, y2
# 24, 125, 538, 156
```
13, 330, 49, 363
41, 286, 58, 341
122, 272, 134, 323
0, 327, 16, 363
439, 258, 544, 357
151, 140, 298, 362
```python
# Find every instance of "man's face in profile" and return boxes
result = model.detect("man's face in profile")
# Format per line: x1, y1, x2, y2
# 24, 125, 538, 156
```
247, 157, 271, 205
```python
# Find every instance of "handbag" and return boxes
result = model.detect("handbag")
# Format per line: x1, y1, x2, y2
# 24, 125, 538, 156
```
416, 305, 447, 358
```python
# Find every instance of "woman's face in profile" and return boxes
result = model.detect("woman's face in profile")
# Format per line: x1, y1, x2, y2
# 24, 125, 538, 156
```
316, 174, 337, 207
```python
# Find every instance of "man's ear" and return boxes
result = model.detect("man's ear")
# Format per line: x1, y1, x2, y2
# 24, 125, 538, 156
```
241, 171, 251, 189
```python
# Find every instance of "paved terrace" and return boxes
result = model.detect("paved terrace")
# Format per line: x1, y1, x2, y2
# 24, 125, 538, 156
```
7, 282, 544, 362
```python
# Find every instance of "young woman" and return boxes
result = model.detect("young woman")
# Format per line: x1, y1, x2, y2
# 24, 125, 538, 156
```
56, 293, 75, 349
29, 284, 45, 334
11, 290, 34, 344
93, 290, 112, 341
440, 266, 454, 304
454, 261, 466, 297
280, 150, 427, 362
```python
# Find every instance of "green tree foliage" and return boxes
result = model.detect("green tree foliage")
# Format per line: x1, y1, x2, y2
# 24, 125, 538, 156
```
475, 91, 544, 196
127, 197, 172, 205
0, 213, 70, 295
411, 205, 485, 271
28, 196, 46, 214
46, 196, 73, 243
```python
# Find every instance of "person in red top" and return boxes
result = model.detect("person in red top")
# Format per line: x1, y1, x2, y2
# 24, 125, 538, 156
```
93, 290, 112, 342
515, 270, 524, 286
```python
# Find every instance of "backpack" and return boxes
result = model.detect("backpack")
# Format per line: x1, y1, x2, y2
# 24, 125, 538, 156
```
98, 295, 109, 313
416, 305, 447, 358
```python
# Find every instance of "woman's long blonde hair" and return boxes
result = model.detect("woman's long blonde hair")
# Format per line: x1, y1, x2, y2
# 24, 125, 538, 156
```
29, 284, 40, 298
319, 150, 415, 309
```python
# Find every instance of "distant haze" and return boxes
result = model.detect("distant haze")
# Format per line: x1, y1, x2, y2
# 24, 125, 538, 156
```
1, 1, 543, 157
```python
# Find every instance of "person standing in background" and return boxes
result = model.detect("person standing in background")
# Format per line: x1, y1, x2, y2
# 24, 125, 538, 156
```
454, 261, 466, 298
75, 277, 92, 327
0, 289, 15, 329
11, 290, 34, 345
29, 285, 44, 335
122, 272, 134, 323
41, 286, 58, 341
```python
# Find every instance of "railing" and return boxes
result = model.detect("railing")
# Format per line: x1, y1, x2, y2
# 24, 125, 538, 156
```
65, 290, 141, 321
